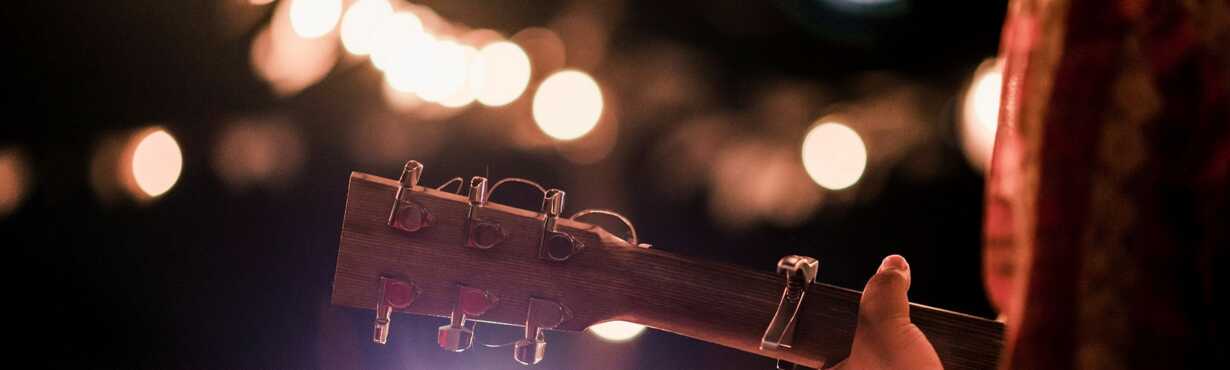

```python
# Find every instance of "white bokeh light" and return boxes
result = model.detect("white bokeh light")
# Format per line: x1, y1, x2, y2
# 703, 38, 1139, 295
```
130, 129, 183, 198
289, 0, 342, 38
470, 41, 532, 107
438, 44, 480, 108
413, 40, 471, 103
960, 58, 1004, 171
801, 122, 867, 190
371, 11, 426, 71
532, 70, 604, 141
587, 321, 647, 342
339, 0, 393, 55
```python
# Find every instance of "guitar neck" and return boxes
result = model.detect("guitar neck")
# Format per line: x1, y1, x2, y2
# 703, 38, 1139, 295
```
618, 246, 1004, 369
331, 171, 1002, 370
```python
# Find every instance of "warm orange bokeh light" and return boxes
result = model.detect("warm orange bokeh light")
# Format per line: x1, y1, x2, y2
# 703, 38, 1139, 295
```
960, 58, 1004, 172
289, 0, 342, 38
129, 129, 183, 198
801, 122, 867, 190
340, 0, 393, 55
587, 321, 647, 342
371, 11, 426, 72
532, 70, 604, 141
414, 40, 471, 103
213, 120, 306, 190
0, 148, 28, 217
470, 41, 532, 107
250, 0, 339, 96
437, 44, 479, 108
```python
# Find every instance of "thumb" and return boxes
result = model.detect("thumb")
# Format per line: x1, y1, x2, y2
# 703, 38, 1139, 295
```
859, 255, 912, 328
837, 255, 942, 370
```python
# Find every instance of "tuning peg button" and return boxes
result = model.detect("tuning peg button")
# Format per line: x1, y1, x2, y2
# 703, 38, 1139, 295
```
513, 298, 571, 365
388, 160, 431, 233
373, 277, 418, 345
391, 202, 432, 232
513, 337, 548, 365
438, 285, 499, 352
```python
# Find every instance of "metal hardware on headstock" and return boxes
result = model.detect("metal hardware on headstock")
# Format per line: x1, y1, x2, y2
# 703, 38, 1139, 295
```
438, 285, 500, 352
373, 276, 419, 345
388, 161, 432, 233
367, 160, 652, 365
513, 297, 573, 365
569, 209, 647, 248
464, 177, 508, 249
538, 189, 583, 262
760, 255, 820, 353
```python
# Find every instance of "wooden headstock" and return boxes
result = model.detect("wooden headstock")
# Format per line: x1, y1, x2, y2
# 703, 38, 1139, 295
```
332, 161, 1004, 369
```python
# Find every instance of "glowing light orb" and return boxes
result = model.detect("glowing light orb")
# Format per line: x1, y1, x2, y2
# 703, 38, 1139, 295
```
532, 70, 603, 141
371, 11, 426, 71
470, 41, 531, 107
587, 321, 647, 342
289, 0, 342, 38
130, 129, 183, 198
0, 149, 28, 217
410, 40, 470, 103
801, 122, 866, 190
340, 0, 393, 55
438, 44, 479, 108
960, 59, 1004, 171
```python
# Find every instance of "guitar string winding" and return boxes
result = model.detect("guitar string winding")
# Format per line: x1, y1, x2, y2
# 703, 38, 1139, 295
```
435, 177, 465, 194
485, 177, 548, 201
569, 209, 642, 248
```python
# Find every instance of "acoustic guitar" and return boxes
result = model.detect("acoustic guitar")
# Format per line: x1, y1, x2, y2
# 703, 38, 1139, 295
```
330, 161, 1003, 369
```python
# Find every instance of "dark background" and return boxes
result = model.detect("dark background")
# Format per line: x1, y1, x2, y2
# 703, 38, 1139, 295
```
2, 0, 1006, 368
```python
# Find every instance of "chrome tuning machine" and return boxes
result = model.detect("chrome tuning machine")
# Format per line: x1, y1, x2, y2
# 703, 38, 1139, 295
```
373, 276, 419, 345
513, 298, 572, 365
464, 177, 508, 249
538, 189, 583, 262
388, 160, 432, 233
438, 285, 499, 352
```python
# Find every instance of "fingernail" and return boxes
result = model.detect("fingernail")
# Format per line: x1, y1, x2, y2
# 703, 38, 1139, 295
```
879, 255, 909, 273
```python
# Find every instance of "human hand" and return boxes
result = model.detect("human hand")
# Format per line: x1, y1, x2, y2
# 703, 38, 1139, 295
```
830, 255, 942, 370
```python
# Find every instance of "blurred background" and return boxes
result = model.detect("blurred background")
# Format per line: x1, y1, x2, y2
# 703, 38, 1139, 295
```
1, 0, 1007, 368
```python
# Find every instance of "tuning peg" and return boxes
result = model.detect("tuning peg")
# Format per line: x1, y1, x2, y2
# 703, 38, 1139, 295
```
438, 285, 499, 352
538, 189, 583, 262
513, 298, 571, 365
463, 177, 509, 249
388, 160, 432, 233
373, 276, 418, 344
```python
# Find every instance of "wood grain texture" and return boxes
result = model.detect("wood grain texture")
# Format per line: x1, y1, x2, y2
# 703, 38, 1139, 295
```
332, 172, 1003, 369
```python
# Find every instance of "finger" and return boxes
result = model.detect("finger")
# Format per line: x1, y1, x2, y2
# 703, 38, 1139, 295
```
859, 254, 912, 328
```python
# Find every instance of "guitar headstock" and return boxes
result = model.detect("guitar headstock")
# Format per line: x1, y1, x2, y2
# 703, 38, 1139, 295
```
332, 160, 650, 365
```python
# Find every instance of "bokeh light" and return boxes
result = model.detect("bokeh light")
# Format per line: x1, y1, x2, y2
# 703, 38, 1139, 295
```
801, 122, 867, 190
129, 128, 183, 198
437, 44, 479, 108
510, 28, 566, 80
415, 40, 471, 103
960, 58, 1004, 172
289, 0, 342, 38
340, 0, 393, 55
470, 41, 532, 107
532, 70, 603, 140
382, 80, 424, 112
371, 11, 427, 72
213, 119, 306, 190
587, 321, 647, 342
711, 140, 823, 228
250, 0, 339, 96
0, 148, 29, 218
